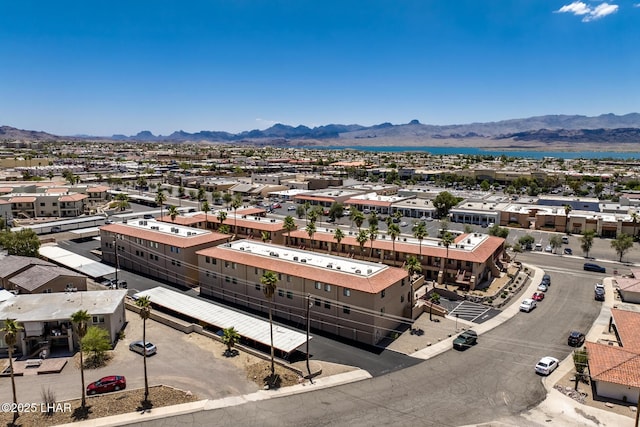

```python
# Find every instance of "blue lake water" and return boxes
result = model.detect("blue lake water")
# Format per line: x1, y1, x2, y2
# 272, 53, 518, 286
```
311, 146, 640, 160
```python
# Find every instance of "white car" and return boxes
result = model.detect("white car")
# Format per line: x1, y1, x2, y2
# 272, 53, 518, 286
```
544, 245, 553, 253
287, 205, 296, 211
537, 283, 548, 292
535, 356, 559, 375
129, 340, 157, 356
519, 298, 537, 312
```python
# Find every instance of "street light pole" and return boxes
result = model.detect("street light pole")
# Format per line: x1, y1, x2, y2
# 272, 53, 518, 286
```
306, 294, 313, 384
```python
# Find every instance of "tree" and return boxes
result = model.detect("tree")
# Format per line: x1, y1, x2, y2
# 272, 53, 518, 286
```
433, 191, 461, 218
387, 223, 401, 265
2, 319, 23, 424
71, 310, 91, 409
295, 204, 306, 219
580, 230, 595, 258
367, 212, 379, 229
429, 292, 441, 321
564, 204, 573, 233
404, 255, 422, 278
231, 196, 242, 237
518, 234, 535, 250
115, 193, 130, 211
332, 228, 345, 255
351, 209, 365, 230
572, 347, 589, 391
441, 232, 455, 286
260, 271, 278, 379
197, 187, 207, 206
305, 222, 316, 251
219, 224, 230, 235
202, 200, 210, 228
217, 210, 228, 231
368, 224, 379, 259
463, 224, 474, 234
82, 326, 111, 367
611, 233, 634, 262
488, 224, 509, 238
328, 202, 344, 222
412, 222, 428, 257
167, 205, 179, 222
155, 190, 167, 219
136, 296, 152, 403
222, 192, 233, 208
261, 231, 270, 243
549, 235, 563, 254
0, 228, 41, 256
283, 216, 296, 246
356, 229, 369, 258
480, 180, 491, 191
222, 327, 241, 356
307, 208, 319, 225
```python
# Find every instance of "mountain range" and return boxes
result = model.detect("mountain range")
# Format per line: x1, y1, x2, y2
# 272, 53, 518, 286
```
2, 113, 640, 145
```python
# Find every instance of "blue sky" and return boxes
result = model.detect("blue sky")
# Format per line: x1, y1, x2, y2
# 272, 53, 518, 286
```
1, 1, 638, 136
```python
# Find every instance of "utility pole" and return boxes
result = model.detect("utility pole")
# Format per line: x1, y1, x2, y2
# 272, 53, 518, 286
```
306, 294, 313, 384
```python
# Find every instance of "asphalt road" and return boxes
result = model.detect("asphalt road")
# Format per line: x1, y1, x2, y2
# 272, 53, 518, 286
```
135, 255, 603, 427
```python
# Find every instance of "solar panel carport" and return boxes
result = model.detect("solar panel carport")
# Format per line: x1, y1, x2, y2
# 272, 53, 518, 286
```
133, 286, 310, 354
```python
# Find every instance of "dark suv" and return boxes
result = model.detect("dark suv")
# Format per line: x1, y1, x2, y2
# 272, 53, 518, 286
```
453, 330, 478, 350
567, 331, 585, 346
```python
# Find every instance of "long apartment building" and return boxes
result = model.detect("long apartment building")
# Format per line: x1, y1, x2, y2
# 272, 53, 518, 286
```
196, 240, 410, 346
100, 219, 229, 288
288, 229, 505, 290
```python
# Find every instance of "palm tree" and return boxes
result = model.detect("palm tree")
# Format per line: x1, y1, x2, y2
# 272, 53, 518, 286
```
388, 223, 401, 265
404, 255, 422, 278
2, 319, 23, 424
115, 193, 130, 212
202, 200, 210, 229
368, 224, 379, 259
412, 222, 428, 257
135, 296, 152, 404
261, 231, 270, 243
303, 202, 311, 224
167, 205, 179, 222
197, 187, 207, 208
260, 271, 278, 378
155, 190, 167, 219
222, 327, 241, 356
332, 228, 345, 255
231, 197, 242, 237
283, 215, 296, 246
441, 232, 455, 286
217, 210, 228, 232
564, 204, 573, 234
356, 229, 369, 259
351, 209, 365, 230
305, 222, 316, 251
307, 208, 319, 225
71, 310, 91, 409
631, 211, 639, 240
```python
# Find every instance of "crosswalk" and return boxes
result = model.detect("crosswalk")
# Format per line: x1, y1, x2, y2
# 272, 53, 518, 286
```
447, 300, 498, 324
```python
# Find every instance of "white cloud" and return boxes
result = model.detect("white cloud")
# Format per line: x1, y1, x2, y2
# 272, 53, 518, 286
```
558, 1, 591, 15
556, 1, 619, 22
634, 3, 640, 7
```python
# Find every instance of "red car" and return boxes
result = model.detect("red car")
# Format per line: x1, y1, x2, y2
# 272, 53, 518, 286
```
532, 292, 545, 301
86, 376, 126, 395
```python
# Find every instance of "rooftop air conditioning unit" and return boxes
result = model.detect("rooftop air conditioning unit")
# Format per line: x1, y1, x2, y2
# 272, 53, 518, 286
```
293, 256, 298, 261
355, 269, 361, 274
467, 239, 471, 244
336, 266, 341, 270
301, 259, 307, 263
240, 247, 245, 250
367, 269, 372, 274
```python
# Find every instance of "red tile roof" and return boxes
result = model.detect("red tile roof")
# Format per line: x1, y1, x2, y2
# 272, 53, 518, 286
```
345, 199, 392, 208
100, 224, 228, 248
87, 186, 110, 193
611, 308, 640, 352
238, 207, 266, 215
59, 194, 88, 202
197, 246, 408, 294
288, 230, 503, 263
9, 196, 36, 203
293, 195, 335, 203
586, 342, 640, 388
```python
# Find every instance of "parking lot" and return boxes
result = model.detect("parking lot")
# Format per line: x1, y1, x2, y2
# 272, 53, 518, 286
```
0, 310, 260, 404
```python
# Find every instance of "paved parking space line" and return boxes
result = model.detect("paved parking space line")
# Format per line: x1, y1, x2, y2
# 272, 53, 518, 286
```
470, 307, 492, 322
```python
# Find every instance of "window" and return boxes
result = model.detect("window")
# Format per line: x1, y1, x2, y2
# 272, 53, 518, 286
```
278, 273, 282, 280
315, 282, 322, 290
225, 261, 230, 268
40, 202, 45, 207
205, 256, 211, 264
324, 301, 331, 309
343, 306, 351, 314
232, 262, 237, 269
380, 307, 385, 316
278, 289, 284, 297
255, 283, 261, 291
286, 291, 293, 299
343, 289, 351, 297
232, 277, 237, 284
400, 295, 404, 303
92, 315, 105, 324
381, 290, 386, 298
212, 258, 217, 265
286, 275, 291, 283
325, 284, 331, 292
255, 267, 259, 275
225, 276, 230, 283
401, 279, 405, 287
314, 298, 321, 307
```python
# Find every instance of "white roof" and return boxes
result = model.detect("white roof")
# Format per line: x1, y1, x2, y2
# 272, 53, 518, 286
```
0, 290, 127, 321
0, 289, 16, 303
39, 245, 116, 278
133, 287, 310, 354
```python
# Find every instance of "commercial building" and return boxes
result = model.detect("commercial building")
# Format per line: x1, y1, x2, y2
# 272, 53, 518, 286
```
197, 240, 410, 346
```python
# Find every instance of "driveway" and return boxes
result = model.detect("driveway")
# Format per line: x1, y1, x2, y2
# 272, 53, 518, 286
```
0, 311, 259, 404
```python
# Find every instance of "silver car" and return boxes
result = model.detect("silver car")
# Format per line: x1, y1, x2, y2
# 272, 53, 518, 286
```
129, 340, 157, 356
